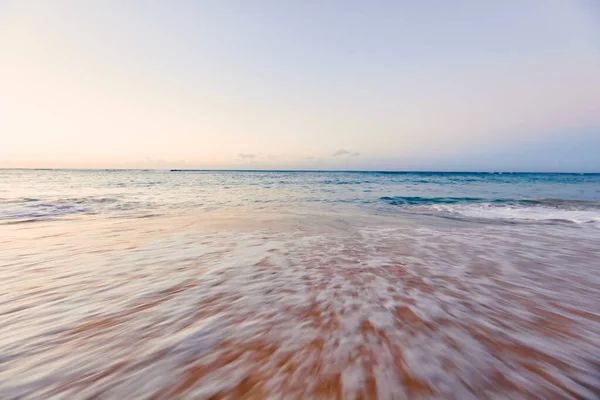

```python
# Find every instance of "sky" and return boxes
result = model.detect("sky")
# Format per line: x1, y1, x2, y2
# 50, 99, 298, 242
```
1, 0, 599, 171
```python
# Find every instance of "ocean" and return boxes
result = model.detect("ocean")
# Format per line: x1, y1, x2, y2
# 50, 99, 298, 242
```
1, 169, 599, 399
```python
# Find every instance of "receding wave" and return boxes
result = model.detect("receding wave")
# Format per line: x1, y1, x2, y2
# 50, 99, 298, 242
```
380, 196, 486, 205
0, 197, 146, 221
380, 196, 600, 225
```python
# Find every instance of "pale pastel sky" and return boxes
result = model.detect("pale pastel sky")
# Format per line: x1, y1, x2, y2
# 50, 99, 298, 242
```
1, 0, 599, 171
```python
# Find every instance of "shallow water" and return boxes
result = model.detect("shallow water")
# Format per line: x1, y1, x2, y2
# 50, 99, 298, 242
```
1, 170, 600, 399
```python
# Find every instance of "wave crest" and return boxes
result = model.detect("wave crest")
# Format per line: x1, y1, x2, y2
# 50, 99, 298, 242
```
380, 196, 600, 225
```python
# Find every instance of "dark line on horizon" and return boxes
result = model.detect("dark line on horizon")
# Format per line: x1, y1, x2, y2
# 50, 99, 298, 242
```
0, 168, 598, 174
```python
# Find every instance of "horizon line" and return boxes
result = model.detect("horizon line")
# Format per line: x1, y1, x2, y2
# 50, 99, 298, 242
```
1, 168, 598, 174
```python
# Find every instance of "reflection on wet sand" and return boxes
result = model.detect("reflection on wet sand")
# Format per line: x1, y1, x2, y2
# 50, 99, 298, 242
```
1, 212, 599, 399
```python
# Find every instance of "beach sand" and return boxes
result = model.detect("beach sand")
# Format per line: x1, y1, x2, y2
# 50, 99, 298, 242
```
2, 211, 599, 399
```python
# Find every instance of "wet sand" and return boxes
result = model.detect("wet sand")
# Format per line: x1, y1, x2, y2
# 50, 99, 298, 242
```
1, 211, 599, 399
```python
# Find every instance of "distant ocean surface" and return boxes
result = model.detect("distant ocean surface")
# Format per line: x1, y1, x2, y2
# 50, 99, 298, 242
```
1, 170, 600, 399
1, 170, 600, 226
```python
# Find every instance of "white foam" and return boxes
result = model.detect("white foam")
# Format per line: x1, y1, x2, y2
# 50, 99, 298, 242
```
421, 203, 600, 225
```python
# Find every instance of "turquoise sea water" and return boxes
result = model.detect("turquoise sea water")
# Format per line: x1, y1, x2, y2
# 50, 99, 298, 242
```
1, 170, 599, 398
1, 170, 599, 226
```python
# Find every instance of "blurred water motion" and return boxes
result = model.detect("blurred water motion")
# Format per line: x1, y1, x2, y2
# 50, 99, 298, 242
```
1, 170, 600, 399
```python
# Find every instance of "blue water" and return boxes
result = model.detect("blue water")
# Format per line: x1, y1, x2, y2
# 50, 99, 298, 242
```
1, 170, 599, 226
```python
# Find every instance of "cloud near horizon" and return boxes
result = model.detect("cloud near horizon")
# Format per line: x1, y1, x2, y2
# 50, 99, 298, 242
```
333, 149, 360, 157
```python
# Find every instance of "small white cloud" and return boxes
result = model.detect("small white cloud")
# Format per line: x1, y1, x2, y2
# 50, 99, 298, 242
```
237, 153, 256, 160
333, 149, 359, 157
333, 149, 350, 156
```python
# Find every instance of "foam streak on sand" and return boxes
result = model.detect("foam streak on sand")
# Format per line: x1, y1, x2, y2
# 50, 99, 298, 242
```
1, 211, 599, 399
